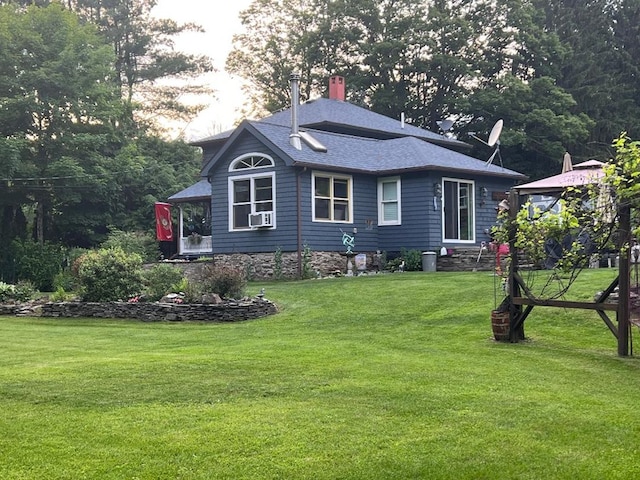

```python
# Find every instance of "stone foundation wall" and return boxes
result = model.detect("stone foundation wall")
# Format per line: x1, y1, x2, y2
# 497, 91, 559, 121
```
436, 246, 497, 272
168, 251, 369, 281
212, 251, 351, 279
165, 247, 508, 280
38, 298, 278, 322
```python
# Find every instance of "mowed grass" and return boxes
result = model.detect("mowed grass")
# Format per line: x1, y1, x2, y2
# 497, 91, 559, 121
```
1, 270, 640, 479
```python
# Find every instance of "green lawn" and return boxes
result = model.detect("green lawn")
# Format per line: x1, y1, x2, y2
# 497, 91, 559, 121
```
1, 270, 639, 479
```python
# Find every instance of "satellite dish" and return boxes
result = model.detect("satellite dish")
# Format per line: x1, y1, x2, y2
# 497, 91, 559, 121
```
487, 119, 503, 147
469, 119, 504, 167
436, 118, 454, 133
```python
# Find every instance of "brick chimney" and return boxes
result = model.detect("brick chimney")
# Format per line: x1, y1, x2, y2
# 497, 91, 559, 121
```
329, 75, 345, 101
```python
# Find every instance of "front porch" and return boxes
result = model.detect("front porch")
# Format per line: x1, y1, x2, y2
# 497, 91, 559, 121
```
168, 179, 213, 258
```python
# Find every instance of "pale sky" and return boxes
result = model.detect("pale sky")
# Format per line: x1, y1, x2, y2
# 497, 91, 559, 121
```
152, 0, 254, 140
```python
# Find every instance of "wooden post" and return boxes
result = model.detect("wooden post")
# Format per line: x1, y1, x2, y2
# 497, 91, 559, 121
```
617, 203, 631, 356
507, 189, 525, 342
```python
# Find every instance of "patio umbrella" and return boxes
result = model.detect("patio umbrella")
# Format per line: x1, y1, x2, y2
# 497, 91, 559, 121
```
515, 160, 605, 195
562, 152, 573, 173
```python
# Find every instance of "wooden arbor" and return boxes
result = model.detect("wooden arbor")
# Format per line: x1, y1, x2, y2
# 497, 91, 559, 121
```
504, 188, 633, 357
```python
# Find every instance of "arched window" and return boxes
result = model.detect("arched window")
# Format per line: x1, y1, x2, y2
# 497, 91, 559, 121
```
228, 154, 276, 230
229, 153, 274, 171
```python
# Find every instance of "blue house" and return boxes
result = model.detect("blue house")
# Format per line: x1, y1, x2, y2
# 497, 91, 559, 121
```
169, 75, 525, 277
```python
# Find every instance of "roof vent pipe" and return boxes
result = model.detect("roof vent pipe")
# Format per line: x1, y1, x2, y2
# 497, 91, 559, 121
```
289, 73, 302, 150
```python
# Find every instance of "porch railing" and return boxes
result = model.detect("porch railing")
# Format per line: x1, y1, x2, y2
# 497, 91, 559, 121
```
179, 235, 212, 256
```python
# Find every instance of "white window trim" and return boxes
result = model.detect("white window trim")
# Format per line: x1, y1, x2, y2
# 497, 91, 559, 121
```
228, 171, 276, 231
312, 171, 353, 223
377, 176, 401, 226
228, 152, 275, 172
441, 177, 476, 243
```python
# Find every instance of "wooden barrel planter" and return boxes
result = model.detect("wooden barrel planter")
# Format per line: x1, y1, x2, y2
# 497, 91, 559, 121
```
491, 310, 510, 341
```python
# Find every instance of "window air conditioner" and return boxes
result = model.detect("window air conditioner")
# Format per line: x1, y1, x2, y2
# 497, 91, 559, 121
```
248, 211, 273, 228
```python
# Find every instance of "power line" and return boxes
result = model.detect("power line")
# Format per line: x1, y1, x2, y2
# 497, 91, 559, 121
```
0, 171, 125, 182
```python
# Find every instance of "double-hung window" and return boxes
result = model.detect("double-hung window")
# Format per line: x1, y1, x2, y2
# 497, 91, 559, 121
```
228, 154, 275, 230
377, 177, 401, 225
313, 172, 352, 222
442, 178, 475, 242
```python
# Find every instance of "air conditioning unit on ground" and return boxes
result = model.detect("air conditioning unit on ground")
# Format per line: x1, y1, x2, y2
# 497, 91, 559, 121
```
248, 211, 273, 228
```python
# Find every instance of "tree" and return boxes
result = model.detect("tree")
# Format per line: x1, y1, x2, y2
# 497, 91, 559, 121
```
228, 0, 492, 129
520, 0, 635, 161
0, 3, 125, 245
461, 0, 595, 177
0, 2, 203, 255
70, 0, 214, 133
228, 0, 640, 180
2, 0, 215, 133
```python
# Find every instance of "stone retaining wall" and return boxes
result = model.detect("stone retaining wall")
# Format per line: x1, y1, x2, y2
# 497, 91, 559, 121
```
36, 298, 278, 322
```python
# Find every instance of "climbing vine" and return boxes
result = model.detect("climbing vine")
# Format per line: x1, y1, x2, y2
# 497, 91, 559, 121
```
603, 134, 640, 239
490, 133, 640, 300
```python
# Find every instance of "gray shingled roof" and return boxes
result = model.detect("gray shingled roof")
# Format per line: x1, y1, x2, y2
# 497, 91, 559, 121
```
168, 179, 211, 202
263, 98, 467, 147
246, 121, 524, 179
190, 97, 467, 149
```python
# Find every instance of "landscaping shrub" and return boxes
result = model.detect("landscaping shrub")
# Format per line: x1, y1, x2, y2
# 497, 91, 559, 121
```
101, 228, 159, 262
75, 248, 143, 302
12, 280, 36, 302
199, 264, 246, 299
302, 243, 315, 279
0, 282, 16, 303
385, 257, 404, 272
11, 239, 64, 291
53, 270, 76, 292
0, 281, 36, 303
274, 246, 283, 280
171, 277, 189, 294
401, 248, 422, 271
142, 264, 185, 301
49, 286, 74, 302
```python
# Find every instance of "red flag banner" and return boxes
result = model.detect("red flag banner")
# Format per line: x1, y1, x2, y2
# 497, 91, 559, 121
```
155, 202, 173, 241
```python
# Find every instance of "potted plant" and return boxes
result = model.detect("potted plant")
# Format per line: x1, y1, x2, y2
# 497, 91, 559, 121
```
188, 232, 202, 245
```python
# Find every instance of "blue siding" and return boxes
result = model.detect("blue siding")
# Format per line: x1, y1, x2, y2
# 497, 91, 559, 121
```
474, 178, 513, 244
298, 171, 379, 253
210, 134, 299, 254
378, 173, 515, 253
208, 133, 519, 256
377, 173, 439, 253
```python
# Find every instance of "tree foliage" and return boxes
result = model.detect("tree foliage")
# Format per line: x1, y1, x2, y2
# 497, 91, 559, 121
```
67, 0, 214, 132
0, 3, 124, 245
228, 0, 640, 180
0, 2, 202, 269
2, 0, 214, 132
